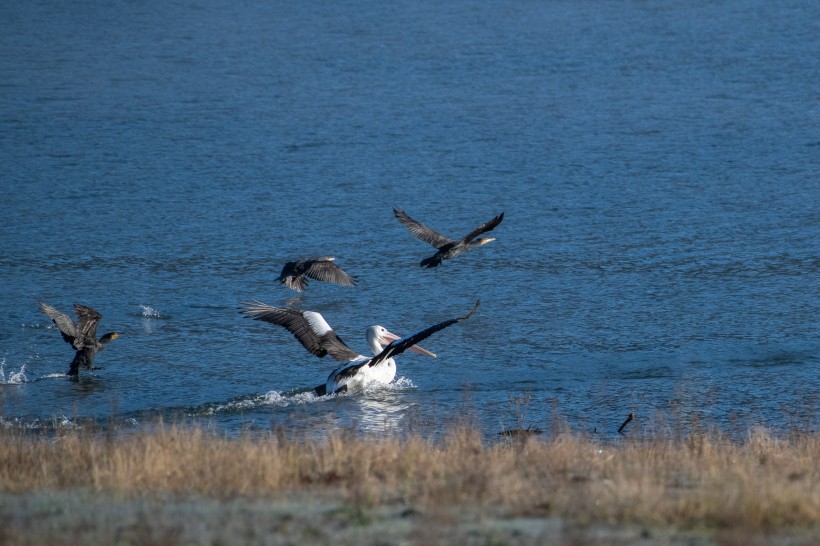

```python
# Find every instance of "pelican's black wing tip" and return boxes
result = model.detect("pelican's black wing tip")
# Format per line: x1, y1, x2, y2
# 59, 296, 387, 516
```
461, 299, 480, 320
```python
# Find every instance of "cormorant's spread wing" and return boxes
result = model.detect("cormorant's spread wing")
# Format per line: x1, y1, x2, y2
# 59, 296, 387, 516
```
369, 300, 480, 368
304, 259, 357, 287
73, 305, 102, 347
461, 212, 504, 244
277, 260, 299, 281
39, 301, 78, 347
240, 300, 361, 362
283, 275, 309, 292
393, 208, 454, 249
277, 260, 309, 291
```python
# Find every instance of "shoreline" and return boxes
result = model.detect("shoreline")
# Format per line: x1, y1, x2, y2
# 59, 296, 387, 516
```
1, 426, 817, 545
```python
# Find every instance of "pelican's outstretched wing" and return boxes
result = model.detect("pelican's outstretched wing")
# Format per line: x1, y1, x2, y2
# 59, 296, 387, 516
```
240, 300, 362, 363
461, 212, 504, 244
304, 258, 357, 287
368, 300, 480, 368
393, 208, 454, 249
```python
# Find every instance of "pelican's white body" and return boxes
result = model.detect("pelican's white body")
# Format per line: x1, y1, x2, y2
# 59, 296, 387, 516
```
325, 356, 397, 394
324, 325, 398, 394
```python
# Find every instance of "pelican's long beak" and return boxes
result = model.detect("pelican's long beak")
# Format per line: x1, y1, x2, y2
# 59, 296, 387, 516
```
478, 237, 496, 245
380, 330, 437, 357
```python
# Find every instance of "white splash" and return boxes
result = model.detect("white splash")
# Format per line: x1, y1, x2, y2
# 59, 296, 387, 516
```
140, 305, 161, 318
0, 359, 27, 384
55, 415, 79, 429
200, 390, 322, 415
203, 378, 416, 416
260, 390, 323, 406
388, 376, 417, 390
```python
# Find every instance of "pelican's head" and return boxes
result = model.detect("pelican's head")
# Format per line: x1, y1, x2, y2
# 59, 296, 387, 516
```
366, 325, 436, 357
475, 237, 496, 246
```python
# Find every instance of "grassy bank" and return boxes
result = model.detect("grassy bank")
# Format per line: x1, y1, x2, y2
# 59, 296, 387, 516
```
1, 425, 818, 544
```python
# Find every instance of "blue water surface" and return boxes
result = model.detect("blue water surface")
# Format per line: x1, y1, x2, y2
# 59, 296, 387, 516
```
1, 0, 818, 440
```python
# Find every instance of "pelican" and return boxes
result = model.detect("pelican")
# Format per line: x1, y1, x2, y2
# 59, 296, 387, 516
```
240, 300, 479, 395
278, 257, 356, 292
393, 208, 504, 268
38, 302, 120, 376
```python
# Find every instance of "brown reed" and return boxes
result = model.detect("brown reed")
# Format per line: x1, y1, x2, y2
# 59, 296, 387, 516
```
0, 424, 817, 532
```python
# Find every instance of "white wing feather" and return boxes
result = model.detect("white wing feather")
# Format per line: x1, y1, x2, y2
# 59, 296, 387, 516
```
303, 311, 333, 336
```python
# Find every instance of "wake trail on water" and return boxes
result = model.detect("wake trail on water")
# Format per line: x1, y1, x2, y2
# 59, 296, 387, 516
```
195, 376, 417, 415
36, 373, 72, 380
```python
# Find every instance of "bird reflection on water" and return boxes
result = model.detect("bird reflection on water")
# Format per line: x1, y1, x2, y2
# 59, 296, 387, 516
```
352, 389, 415, 435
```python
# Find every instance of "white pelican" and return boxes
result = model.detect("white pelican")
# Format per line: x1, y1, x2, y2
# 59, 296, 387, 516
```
393, 208, 504, 268
277, 256, 356, 292
240, 300, 479, 395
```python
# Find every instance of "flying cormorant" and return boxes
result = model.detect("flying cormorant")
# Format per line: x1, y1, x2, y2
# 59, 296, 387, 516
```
393, 208, 504, 268
278, 257, 357, 292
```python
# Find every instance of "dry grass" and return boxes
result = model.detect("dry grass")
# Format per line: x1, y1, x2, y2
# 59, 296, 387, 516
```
1, 424, 818, 533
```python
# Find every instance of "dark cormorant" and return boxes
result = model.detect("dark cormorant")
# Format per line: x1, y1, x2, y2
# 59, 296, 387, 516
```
240, 300, 479, 395
618, 413, 635, 434
39, 302, 119, 376
393, 208, 504, 268
277, 257, 357, 292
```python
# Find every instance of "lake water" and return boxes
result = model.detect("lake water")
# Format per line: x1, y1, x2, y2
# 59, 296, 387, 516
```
1, 0, 818, 440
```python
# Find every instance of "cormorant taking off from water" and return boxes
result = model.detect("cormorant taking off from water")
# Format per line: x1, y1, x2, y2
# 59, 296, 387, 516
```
39, 302, 119, 376
278, 257, 357, 292
393, 208, 504, 268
